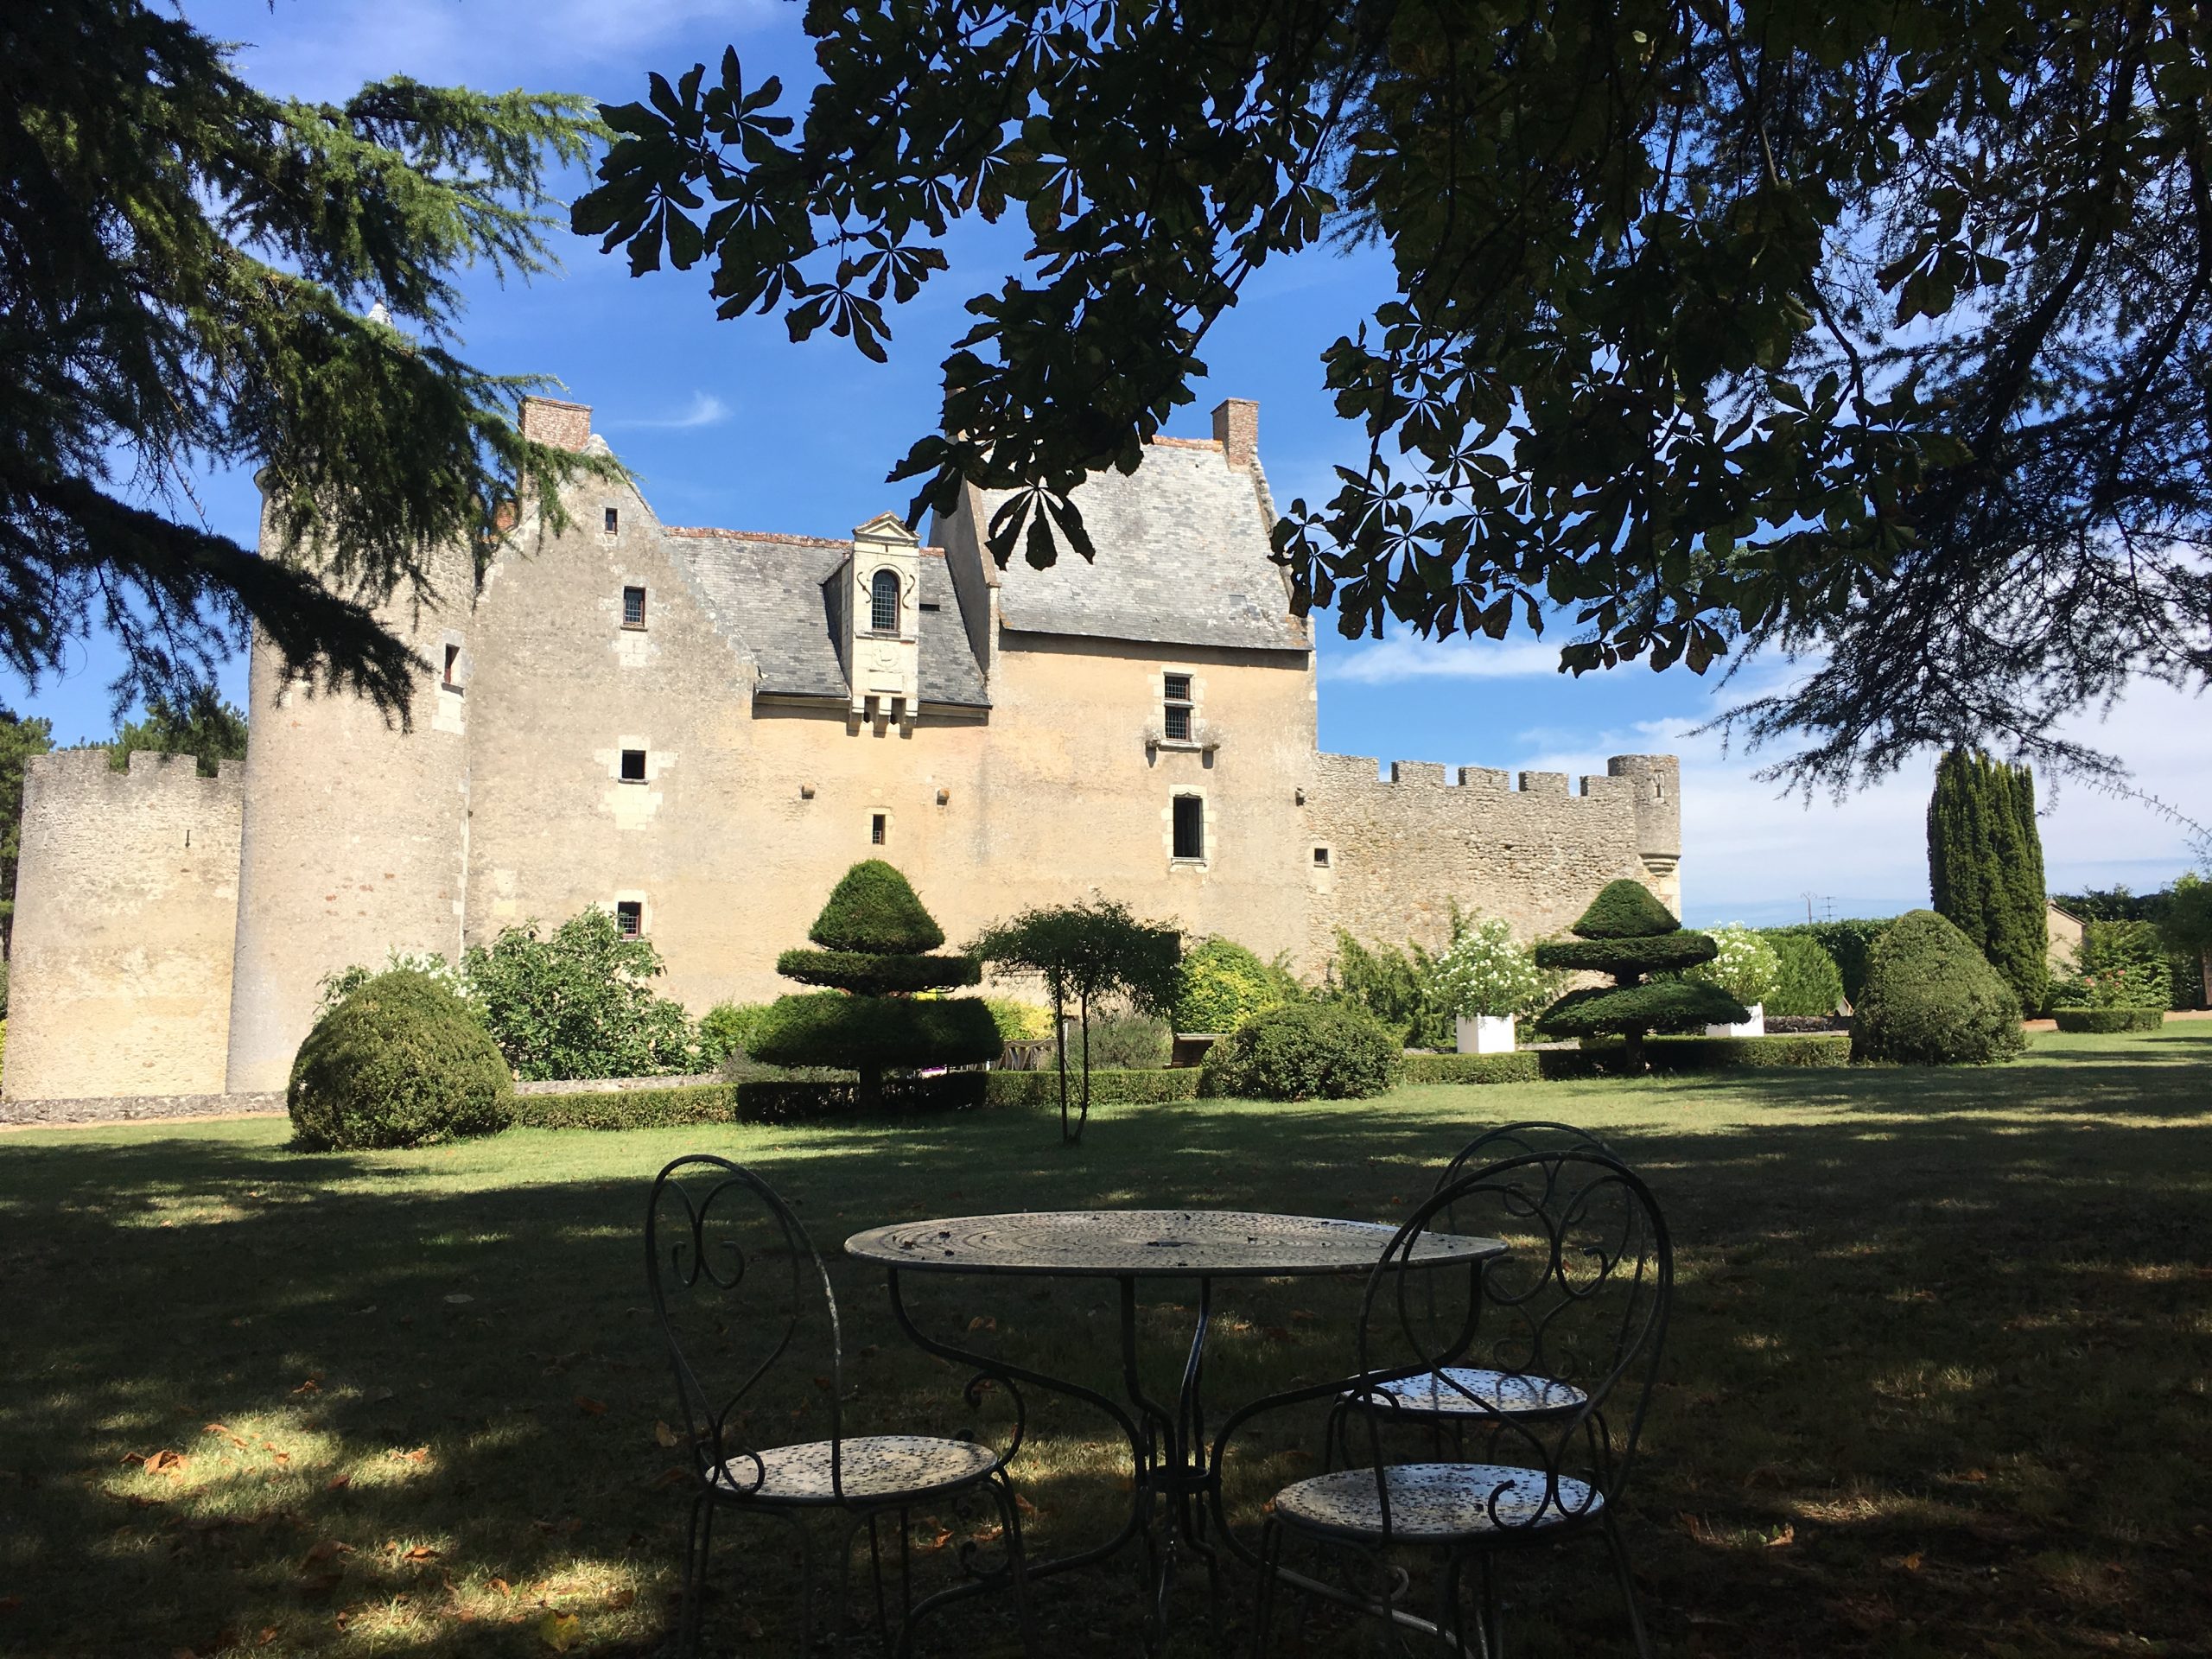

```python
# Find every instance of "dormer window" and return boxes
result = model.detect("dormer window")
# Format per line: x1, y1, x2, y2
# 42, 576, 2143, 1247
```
1163, 673, 1193, 741
869, 568, 900, 632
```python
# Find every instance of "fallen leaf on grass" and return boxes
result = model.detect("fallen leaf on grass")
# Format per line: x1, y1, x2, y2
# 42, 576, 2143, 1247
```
537, 1611, 579, 1651
1766, 1523, 1796, 1548
574, 1396, 607, 1417
301, 1541, 354, 1566
126, 1449, 190, 1477
291, 1376, 321, 1395
966, 1316, 996, 1333
1900, 1552, 1924, 1572
606, 1588, 636, 1611
326, 1474, 350, 1491
488, 1579, 512, 1597
387, 1448, 429, 1465
653, 1465, 690, 1487
296, 1573, 344, 1601
653, 1421, 679, 1448
914, 1520, 954, 1553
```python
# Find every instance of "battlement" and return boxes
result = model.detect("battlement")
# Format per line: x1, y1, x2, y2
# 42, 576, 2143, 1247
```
1314, 751, 1636, 802
25, 747, 245, 801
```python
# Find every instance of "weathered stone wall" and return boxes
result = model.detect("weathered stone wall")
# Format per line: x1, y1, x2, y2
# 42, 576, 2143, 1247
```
3, 750, 243, 1100
1300, 752, 1681, 966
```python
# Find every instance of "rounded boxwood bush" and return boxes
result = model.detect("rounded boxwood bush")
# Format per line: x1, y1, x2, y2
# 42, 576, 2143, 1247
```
1853, 910, 2027, 1065
1200, 1002, 1402, 1101
289, 969, 513, 1150
1174, 938, 1291, 1033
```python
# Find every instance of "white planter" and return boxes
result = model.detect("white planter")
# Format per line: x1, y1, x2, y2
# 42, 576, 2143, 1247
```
1707, 1002, 1765, 1039
1456, 1014, 1517, 1055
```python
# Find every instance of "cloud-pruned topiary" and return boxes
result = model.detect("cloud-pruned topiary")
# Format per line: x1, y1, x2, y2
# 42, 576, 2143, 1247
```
751, 861, 997, 1108
1853, 909, 2027, 1065
289, 969, 513, 1151
807, 859, 946, 953
1200, 1001, 1402, 1101
1534, 880, 1747, 1068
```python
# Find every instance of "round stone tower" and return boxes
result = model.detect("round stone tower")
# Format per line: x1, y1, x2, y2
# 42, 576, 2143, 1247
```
1606, 753, 1682, 916
223, 523, 476, 1093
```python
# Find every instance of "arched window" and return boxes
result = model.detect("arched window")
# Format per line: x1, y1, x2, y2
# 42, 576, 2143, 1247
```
870, 569, 900, 632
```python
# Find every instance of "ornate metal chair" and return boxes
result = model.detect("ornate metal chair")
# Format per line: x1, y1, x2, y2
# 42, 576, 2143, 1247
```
1254, 1151, 1672, 1657
645, 1155, 1032, 1656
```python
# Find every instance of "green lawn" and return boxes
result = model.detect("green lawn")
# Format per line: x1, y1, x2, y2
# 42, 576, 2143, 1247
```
3, 1029, 2209, 1657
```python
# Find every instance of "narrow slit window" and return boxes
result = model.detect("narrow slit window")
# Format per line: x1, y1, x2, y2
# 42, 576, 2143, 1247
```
620, 749, 646, 783
442, 645, 461, 689
871, 812, 887, 846
603, 506, 620, 534
1163, 672, 1193, 741
622, 586, 646, 629
870, 569, 900, 632
615, 900, 643, 938
1172, 794, 1205, 860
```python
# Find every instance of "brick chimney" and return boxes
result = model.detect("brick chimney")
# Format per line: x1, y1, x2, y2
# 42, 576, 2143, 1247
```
519, 396, 592, 452
1211, 397, 1259, 470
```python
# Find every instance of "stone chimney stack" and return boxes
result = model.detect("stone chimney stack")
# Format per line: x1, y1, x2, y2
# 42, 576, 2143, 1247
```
1211, 397, 1259, 470
519, 396, 592, 452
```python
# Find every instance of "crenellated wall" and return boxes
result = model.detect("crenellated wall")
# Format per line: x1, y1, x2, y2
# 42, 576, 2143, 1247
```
1298, 750, 1681, 966
3, 749, 244, 1101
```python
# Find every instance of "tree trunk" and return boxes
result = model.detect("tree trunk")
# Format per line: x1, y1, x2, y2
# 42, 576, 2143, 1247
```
1076, 989, 1091, 1143
2202, 945, 2211, 1009
858, 1063, 883, 1113
1622, 1028, 1648, 1073
1053, 990, 1071, 1143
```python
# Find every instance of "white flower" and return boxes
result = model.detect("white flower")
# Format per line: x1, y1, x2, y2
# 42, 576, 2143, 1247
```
1427, 917, 1554, 1019
1686, 924, 1779, 1006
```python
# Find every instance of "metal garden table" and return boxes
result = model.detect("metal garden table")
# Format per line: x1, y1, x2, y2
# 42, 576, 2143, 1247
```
845, 1209, 1506, 1651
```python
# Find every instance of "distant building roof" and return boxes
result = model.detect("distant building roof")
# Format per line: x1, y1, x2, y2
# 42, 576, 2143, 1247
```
662, 531, 989, 709
973, 440, 1310, 654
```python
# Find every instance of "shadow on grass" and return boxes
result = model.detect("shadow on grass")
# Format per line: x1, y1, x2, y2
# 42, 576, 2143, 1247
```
2, 1033, 2208, 1656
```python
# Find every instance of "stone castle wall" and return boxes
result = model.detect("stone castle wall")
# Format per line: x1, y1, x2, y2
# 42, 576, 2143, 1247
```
3, 750, 244, 1101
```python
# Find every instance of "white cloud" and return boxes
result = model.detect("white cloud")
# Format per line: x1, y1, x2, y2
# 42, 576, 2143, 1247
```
1324, 634, 1567, 683
606, 391, 731, 431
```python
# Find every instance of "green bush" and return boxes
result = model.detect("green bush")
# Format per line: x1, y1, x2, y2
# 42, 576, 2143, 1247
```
512, 1083, 737, 1131
1764, 919, 1892, 1005
464, 909, 696, 1080
1645, 1033, 1853, 1069
1399, 1033, 1850, 1083
1175, 938, 1295, 1033
1570, 880, 1682, 938
747, 991, 1002, 1071
1199, 1001, 1402, 1101
289, 970, 513, 1151
981, 997, 1055, 1043
984, 1067, 1199, 1107
1767, 935, 1847, 1016
1320, 929, 1434, 1046
2050, 919, 2172, 1012
1073, 1009, 1168, 1069
1853, 910, 2027, 1065
734, 1071, 989, 1122
2051, 1007, 2166, 1033
696, 1002, 772, 1068
1424, 916, 1555, 1020
774, 947, 981, 993
807, 859, 945, 953
1402, 1050, 1555, 1085
1534, 882, 1744, 1066
1536, 933, 1719, 973
1684, 924, 1781, 1007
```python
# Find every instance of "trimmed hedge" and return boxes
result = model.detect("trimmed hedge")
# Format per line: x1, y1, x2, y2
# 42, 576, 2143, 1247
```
1764, 919, 1892, 1005
808, 860, 945, 953
2051, 1007, 2166, 1033
1645, 1033, 1852, 1069
984, 1067, 1201, 1107
747, 992, 1003, 1070
289, 970, 513, 1151
1402, 1051, 1586, 1084
736, 1071, 988, 1122
512, 1083, 737, 1131
1402, 1033, 1851, 1084
773, 949, 982, 993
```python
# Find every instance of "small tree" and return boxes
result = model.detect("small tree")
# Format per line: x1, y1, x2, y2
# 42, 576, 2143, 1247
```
750, 861, 1000, 1108
1534, 881, 1748, 1070
970, 899, 1181, 1143
464, 908, 696, 1081
1928, 749, 2050, 1014
2162, 874, 2212, 1011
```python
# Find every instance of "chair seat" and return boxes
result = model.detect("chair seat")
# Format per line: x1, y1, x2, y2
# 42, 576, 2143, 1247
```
1273, 1462, 1602, 1542
711, 1434, 1000, 1506
1356, 1366, 1588, 1418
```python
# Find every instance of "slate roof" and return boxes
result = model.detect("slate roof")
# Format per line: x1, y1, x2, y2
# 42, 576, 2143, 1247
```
661, 531, 989, 709
976, 440, 1309, 653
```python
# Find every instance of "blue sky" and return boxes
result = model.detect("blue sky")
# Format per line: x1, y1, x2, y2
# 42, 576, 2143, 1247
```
25, 0, 2209, 925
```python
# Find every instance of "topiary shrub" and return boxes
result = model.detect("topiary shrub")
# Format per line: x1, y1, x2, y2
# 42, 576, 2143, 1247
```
1766, 934, 1847, 1017
1534, 881, 1747, 1067
2050, 1007, 2165, 1033
1175, 938, 1294, 1033
1853, 910, 2027, 1065
805, 859, 946, 953
1199, 1002, 1402, 1101
289, 969, 513, 1150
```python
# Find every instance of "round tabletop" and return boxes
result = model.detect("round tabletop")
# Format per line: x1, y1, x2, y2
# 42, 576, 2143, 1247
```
844, 1209, 1506, 1280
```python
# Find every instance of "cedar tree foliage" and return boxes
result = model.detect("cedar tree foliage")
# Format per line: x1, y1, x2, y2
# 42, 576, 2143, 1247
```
1535, 878, 1746, 1066
751, 861, 1001, 1107
969, 898, 1181, 1143
2, 3, 619, 718
1927, 747, 2050, 1014
578, 2, 2212, 791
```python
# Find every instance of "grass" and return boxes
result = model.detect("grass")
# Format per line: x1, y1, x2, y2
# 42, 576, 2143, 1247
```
3, 1028, 2209, 1657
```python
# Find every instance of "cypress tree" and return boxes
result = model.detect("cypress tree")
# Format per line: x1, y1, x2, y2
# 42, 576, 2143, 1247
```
1927, 750, 2049, 1014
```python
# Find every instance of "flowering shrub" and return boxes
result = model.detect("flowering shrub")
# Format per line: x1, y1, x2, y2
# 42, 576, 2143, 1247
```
1424, 917, 1554, 1020
1685, 924, 1780, 1007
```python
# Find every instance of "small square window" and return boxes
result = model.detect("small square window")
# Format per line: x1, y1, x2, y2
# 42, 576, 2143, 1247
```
1172, 794, 1205, 861
442, 644, 461, 689
603, 506, 620, 534
622, 586, 646, 629
1164, 673, 1192, 701
1313, 846, 1330, 868
620, 749, 646, 783
871, 812, 887, 846
615, 900, 643, 938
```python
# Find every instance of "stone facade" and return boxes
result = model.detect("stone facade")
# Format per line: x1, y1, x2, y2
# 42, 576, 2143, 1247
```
3, 397, 1683, 1103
